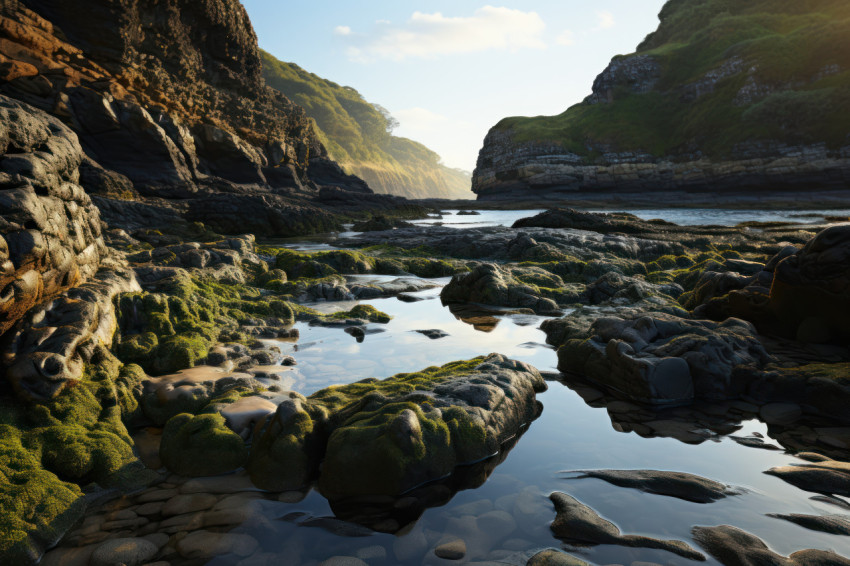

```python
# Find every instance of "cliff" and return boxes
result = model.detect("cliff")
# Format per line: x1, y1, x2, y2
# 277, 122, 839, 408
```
261, 52, 473, 199
473, 0, 850, 202
0, 0, 418, 237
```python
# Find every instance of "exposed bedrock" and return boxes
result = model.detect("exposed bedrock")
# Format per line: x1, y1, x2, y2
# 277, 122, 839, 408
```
2, 268, 139, 400
692, 524, 850, 566
247, 354, 546, 498
556, 313, 772, 405
0, 0, 323, 191
0, 95, 106, 337
441, 263, 562, 315
473, 129, 850, 201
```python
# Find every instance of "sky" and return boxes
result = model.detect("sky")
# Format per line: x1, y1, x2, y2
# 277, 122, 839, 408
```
243, 1, 668, 172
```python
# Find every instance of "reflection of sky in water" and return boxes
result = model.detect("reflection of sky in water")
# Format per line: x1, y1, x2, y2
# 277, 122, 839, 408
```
272, 282, 557, 396
254, 275, 850, 565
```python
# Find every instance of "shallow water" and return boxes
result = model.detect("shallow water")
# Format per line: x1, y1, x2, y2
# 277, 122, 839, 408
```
247, 275, 850, 566
276, 208, 849, 252
53, 212, 850, 566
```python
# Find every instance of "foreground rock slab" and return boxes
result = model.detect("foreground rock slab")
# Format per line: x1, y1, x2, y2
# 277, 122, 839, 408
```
765, 453, 850, 497
567, 469, 740, 503
692, 524, 850, 566
548, 492, 705, 561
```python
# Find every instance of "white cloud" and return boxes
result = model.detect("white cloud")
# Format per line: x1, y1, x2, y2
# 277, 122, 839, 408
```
595, 11, 615, 30
340, 6, 546, 62
333, 25, 352, 36
555, 29, 575, 46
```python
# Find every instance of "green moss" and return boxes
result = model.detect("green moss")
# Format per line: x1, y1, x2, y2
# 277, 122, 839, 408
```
0, 348, 154, 560
327, 304, 392, 323
160, 413, 249, 477
0, 426, 86, 564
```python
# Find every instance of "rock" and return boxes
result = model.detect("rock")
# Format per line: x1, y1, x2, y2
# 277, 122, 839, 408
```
176, 530, 258, 559
767, 513, 850, 535
765, 455, 850, 496
318, 557, 369, 566
0, 95, 106, 342
476, 510, 516, 539
441, 263, 561, 315
415, 329, 450, 339
90, 538, 158, 566
759, 403, 803, 425
159, 413, 249, 477
434, 538, 467, 560
355, 545, 387, 561
770, 225, 850, 342
3, 268, 141, 400
526, 549, 590, 566
692, 524, 850, 566
161, 493, 218, 516
318, 354, 546, 498
558, 313, 772, 405
587, 271, 682, 305
548, 492, 704, 561
569, 469, 739, 503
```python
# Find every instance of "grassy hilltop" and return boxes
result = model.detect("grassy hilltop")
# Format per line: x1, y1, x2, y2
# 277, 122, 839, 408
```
495, 0, 850, 159
261, 51, 472, 199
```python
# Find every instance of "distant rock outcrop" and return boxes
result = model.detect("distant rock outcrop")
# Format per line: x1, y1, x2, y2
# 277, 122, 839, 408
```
473, 0, 850, 202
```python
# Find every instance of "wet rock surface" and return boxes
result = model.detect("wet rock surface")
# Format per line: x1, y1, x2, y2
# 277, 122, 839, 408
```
548, 492, 705, 561
692, 524, 850, 566
0, 95, 106, 337
566, 469, 740, 503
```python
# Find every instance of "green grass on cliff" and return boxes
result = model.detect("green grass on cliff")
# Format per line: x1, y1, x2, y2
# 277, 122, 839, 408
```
261, 51, 472, 198
497, 0, 850, 158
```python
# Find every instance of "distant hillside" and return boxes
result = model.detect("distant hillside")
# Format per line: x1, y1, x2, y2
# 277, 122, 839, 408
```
473, 0, 850, 201
261, 51, 472, 199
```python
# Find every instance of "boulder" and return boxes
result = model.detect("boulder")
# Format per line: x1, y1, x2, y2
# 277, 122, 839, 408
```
441, 263, 561, 315
558, 313, 772, 405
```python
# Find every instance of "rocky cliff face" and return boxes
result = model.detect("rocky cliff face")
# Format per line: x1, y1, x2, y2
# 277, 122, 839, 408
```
0, 0, 400, 236
473, 0, 850, 202
0, 95, 106, 337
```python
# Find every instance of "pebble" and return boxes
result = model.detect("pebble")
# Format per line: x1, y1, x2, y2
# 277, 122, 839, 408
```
476, 510, 516, 538
435, 538, 466, 560
161, 493, 218, 516
90, 537, 158, 566
318, 557, 369, 566
135, 501, 165, 516
176, 530, 258, 559
136, 488, 179, 503
355, 545, 387, 561
526, 549, 589, 566
179, 472, 259, 494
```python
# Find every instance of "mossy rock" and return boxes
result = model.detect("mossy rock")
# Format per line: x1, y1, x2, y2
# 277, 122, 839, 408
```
327, 304, 392, 323
248, 396, 328, 491
0, 426, 87, 565
160, 413, 249, 477
0, 348, 153, 562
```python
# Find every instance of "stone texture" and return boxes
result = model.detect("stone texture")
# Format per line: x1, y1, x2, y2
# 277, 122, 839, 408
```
0, 95, 106, 338
548, 492, 704, 561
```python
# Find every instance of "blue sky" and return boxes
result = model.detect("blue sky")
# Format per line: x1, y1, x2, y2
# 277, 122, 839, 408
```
243, 1, 667, 171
